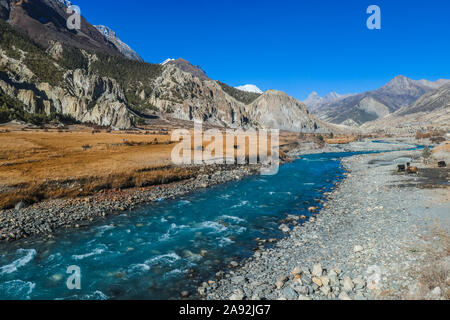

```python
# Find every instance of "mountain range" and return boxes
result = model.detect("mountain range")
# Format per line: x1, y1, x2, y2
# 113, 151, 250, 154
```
308, 76, 450, 126
362, 82, 450, 133
0, 0, 329, 133
0, 0, 448, 134
303, 91, 352, 113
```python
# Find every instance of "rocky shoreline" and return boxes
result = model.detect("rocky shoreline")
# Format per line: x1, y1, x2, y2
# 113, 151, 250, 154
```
0, 138, 416, 243
288, 138, 418, 157
1, 139, 447, 300
204, 149, 449, 300
0, 164, 261, 242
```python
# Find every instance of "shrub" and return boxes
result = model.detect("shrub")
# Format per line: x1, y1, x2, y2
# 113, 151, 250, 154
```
0, 19, 64, 85
60, 46, 89, 70
422, 146, 432, 159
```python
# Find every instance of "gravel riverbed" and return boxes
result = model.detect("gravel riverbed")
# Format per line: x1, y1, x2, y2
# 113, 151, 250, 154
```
0, 138, 415, 243
205, 150, 449, 300
1, 139, 448, 300
0, 164, 261, 242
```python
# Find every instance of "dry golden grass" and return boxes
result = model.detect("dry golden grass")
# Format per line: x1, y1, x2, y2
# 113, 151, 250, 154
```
0, 124, 301, 208
0, 125, 181, 208
0, 125, 176, 187
325, 136, 358, 145
0, 166, 196, 209
433, 142, 450, 154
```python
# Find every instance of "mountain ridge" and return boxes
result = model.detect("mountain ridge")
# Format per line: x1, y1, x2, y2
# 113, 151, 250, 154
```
163, 58, 210, 81
362, 82, 450, 133
314, 75, 450, 126
303, 91, 352, 112
0, 17, 331, 133
95, 25, 143, 62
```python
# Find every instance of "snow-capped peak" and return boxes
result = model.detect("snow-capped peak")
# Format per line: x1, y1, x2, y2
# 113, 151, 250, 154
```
303, 91, 351, 110
235, 84, 263, 94
161, 58, 175, 66
56, 0, 73, 7
324, 92, 341, 100
94, 25, 142, 61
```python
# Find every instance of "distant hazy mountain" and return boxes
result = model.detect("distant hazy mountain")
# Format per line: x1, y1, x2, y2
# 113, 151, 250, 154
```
235, 84, 263, 94
316, 75, 450, 126
396, 82, 450, 116
95, 25, 142, 61
303, 91, 352, 112
163, 58, 210, 81
362, 83, 450, 133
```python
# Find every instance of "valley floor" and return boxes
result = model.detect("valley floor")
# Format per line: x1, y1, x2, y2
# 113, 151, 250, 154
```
0, 121, 320, 241
205, 150, 449, 300
1, 122, 448, 300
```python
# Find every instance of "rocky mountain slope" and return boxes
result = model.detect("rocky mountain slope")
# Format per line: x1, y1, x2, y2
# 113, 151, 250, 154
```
362, 83, 450, 134
163, 58, 210, 81
0, 17, 135, 129
0, 15, 329, 133
141, 65, 327, 132
314, 76, 450, 126
0, 0, 127, 58
246, 90, 320, 132
95, 25, 142, 61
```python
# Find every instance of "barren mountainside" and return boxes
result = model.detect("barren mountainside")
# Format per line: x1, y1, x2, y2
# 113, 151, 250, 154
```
0, 12, 327, 132
314, 75, 450, 126
0, 0, 125, 57
95, 25, 143, 62
164, 58, 211, 81
362, 83, 450, 133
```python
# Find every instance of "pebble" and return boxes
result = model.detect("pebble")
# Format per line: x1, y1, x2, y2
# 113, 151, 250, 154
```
354, 245, 364, 253
312, 264, 323, 277
339, 291, 352, 300
229, 289, 244, 300
343, 277, 355, 292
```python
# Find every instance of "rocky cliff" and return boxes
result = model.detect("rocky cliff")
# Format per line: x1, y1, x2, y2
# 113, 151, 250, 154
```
0, 7, 327, 133
247, 90, 322, 132
140, 65, 325, 132
0, 47, 133, 128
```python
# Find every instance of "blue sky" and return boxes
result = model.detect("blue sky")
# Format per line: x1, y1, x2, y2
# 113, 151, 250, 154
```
74, 0, 450, 100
